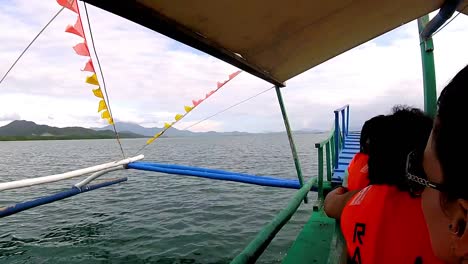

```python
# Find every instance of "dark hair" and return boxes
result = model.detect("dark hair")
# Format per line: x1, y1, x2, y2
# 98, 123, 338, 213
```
433, 64, 468, 201
360, 115, 386, 154
367, 106, 433, 191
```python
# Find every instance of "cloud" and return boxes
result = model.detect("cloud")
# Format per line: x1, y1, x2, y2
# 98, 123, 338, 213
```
1, 1, 468, 132
0, 112, 20, 121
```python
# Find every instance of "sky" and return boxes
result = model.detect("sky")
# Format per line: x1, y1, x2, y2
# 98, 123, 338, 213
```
0, 1, 467, 133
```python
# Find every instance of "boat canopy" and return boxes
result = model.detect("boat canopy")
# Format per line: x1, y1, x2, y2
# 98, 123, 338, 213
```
82, 0, 468, 86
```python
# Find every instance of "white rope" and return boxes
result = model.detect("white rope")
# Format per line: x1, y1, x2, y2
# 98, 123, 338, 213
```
74, 166, 125, 189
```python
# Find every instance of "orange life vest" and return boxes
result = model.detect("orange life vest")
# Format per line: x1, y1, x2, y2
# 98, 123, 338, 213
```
347, 153, 369, 191
341, 185, 443, 264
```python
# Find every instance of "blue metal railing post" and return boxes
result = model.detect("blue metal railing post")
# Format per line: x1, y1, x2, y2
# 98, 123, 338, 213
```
341, 109, 346, 145
334, 111, 339, 169
346, 105, 350, 136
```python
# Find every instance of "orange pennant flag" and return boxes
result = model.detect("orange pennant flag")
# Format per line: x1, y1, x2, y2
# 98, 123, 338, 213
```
86, 73, 99, 86
57, 0, 78, 13
92, 88, 103, 98
82, 59, 95, 73
65, 16, 84, 38
73, 42, 90, 56
98, 100, 107, 112
101, 110, 110, 119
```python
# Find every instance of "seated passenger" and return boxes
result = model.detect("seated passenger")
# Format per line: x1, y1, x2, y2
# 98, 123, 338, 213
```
414, 64, 468, 262
346, 115, 385, 191
325, 106, 442, 263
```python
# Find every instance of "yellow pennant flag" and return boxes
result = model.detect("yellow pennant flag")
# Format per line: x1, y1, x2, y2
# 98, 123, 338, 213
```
98, 100, 108, 112
101, 110, 110, 119
107, 117, 114, 125
146, 137, 156, 145
184, 105, 193, 113
154, 132, 163, 138
92, 88, 103, 98
164, 122, 172, 129
175, 114, 183, 121
86, 73, 99, 86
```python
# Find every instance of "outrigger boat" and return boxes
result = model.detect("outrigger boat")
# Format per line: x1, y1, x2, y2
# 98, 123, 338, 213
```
1, 0, 467, 263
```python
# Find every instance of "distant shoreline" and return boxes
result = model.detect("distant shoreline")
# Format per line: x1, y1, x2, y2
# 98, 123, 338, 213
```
0, 135, 147, 141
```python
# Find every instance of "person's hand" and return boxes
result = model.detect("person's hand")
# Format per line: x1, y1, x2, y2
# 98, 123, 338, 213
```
324, 187, 358, 219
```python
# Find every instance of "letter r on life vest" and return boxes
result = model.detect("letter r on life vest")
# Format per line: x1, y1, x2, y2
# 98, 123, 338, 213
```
353, 223, 366, 245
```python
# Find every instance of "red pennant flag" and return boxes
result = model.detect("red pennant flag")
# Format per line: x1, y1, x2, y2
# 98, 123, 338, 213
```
57, 0, 78, 13
73, 42, 90, 56
82, 59, 95, 72
217, 81, 224, 89
192, 99, 203, 107
229, 70, 241, 80
65, 16, 84, 38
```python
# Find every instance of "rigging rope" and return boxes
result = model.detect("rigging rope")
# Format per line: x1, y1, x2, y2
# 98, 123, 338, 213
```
0, 7, 65, 86
136, 85, 275, 154
82, 2, 126, 158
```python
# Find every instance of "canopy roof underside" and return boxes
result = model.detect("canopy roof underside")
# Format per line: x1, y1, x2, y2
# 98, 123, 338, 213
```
83, 0, 467, 86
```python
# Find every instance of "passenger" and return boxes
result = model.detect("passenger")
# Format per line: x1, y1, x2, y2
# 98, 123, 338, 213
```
346, 115, 385, 191
411, 64, 468, 263
324, 106, 442, 263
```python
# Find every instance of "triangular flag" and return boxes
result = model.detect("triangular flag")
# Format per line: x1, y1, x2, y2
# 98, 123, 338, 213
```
101, 110, 110, 119
192, 99, 202, 107
92, 88, 103, 98
154, 132, 163, 139
86, 73, 99, 86
184, 106, 193, 113
229, 70, 241, 79
164, 122, 171, 129
98, 100, 107, 112
175, 114, 183, 121
205, 90, 215, 99
57, 0, 78, 13
107, 117, 114, 125
65, 16, 84, 38
217, 81, 224, 89
146, 137, 156, 145
82, 59, 95, 72
73, 42, 90, 57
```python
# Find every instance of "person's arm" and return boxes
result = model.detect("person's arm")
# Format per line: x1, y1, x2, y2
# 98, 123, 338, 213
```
324, 187, 359, 219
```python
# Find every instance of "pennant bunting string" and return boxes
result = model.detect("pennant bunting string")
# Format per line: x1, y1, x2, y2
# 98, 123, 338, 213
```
143, 70, 242, 146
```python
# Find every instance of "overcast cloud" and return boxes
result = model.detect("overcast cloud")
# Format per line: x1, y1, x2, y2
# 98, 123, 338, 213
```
1, 1, 467, 132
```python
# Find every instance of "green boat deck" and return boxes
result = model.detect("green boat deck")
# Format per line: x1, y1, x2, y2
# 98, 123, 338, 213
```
282, 131, 361, 263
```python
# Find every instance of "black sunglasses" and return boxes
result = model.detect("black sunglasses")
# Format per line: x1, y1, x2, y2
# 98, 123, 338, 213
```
405, 151, 446, 195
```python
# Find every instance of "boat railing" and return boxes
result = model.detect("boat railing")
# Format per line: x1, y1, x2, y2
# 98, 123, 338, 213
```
314, 129, 335, 200
231, 104, 350, 263
333, 104, 349, 168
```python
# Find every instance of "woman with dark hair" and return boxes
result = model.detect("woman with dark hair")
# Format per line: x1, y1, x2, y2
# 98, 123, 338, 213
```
407, 64, 468, 262
324, 106, 440, 263
346, 114, 386, 191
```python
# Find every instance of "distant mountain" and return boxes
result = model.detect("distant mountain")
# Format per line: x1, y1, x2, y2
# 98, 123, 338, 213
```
93, 122, 250, 137
0, 120, 144, 140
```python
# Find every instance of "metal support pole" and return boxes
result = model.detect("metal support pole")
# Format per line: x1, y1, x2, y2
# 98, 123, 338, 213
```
418, 15, 437, 118
275, 86, 307, 203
